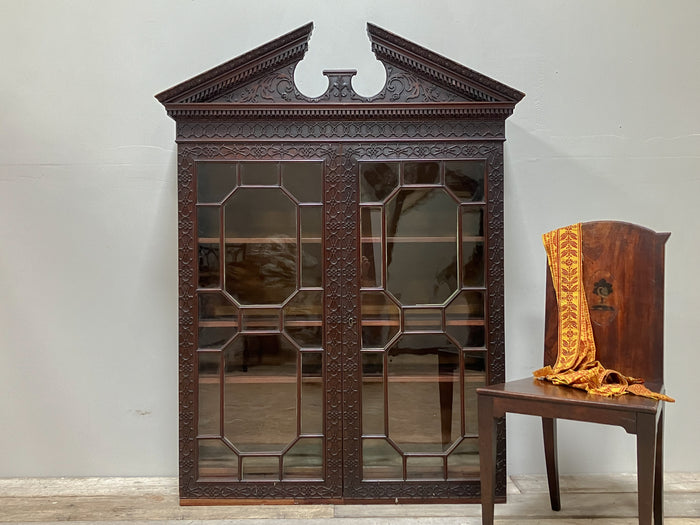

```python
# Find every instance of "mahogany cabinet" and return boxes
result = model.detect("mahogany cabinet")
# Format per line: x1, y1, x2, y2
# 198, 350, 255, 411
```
157, 22, 523, 504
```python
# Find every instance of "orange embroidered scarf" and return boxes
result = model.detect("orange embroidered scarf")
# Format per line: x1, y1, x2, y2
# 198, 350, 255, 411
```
533, 223, 674, 402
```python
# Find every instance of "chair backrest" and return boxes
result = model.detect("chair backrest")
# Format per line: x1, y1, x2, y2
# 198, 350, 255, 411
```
543, 221, 670, 386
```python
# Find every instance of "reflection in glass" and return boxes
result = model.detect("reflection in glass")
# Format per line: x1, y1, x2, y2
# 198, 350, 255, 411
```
362, 439, 402, 480
361, 292, 400, 348
406, 456, 444, 480
197, 162, 237, 203
198, 439, 239, 478
385, 189, 458, 305
240, 162, 278, 186
224, 188, 297, 304
284, 291, 323, 348
224, 335, 297, 453
282, 162, 323, 203
241, 456, 280, 480
283, 438, 323, 479
445, 160, 485, 202
360, 207, 382, 287
198, 326, 237, 349
360, 162, 399, 203
404, 161, 439, 185
387, 335, 460, 452
301, 352, 323, 434
301, 206, 323, 288
447, 438, 479, 479
446, 291, 485, 348
198, 352, 221, 435
361, 352, 384, 435
199, 292, 238, 321
462, 242, 485, 287
464, 352, 486, 435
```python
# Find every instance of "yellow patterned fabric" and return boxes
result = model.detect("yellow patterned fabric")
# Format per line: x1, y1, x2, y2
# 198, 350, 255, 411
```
533, 223, 674, 402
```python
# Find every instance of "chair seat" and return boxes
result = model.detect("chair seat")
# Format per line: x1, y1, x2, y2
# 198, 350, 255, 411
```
479, 377, 661, 414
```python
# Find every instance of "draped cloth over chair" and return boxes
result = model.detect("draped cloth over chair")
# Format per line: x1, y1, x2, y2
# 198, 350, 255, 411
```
477, 221, 671, 525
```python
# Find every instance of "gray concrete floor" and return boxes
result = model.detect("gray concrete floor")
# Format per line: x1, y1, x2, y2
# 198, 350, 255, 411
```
1, 473, 698, 524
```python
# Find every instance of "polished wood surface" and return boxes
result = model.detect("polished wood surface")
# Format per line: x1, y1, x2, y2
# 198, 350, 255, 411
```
478, 221, 669, 525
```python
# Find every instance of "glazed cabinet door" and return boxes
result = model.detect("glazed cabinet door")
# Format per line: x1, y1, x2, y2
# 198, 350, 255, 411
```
342, 156, 493, 501
184, 154, 343, 500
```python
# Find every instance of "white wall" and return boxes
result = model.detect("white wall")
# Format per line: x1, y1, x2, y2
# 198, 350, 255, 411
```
0, 0, 698, 477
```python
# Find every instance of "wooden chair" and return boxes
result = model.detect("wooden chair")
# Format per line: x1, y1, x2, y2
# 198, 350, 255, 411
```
477, 221, 670, 525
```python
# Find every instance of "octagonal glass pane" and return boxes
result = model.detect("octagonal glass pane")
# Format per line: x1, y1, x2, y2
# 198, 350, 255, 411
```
224, 334, 298, 453
224, 188, 297, 304
385, 188, 458, 305
386, 334, 460, 453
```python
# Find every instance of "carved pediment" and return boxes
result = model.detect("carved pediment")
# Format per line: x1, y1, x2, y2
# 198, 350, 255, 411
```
157, 22, 524, 115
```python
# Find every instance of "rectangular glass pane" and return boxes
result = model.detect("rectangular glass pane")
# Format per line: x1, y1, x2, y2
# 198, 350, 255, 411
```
301, 352, 323, 434
198, 352, 221, 435
406, 456, 444, 480
404, 308, 442, 331
197, 162, 237, 203
361, 352, 384, 435
464, 351, 486, 435
241, 456, 280, 480
301, 206, 322, 288
462, 241, 485, 287
403, 161, 440, 185
197, 206, 220, 289
241, 308, 281, 331
462, 207, 484, 238
240, 162, 278, 185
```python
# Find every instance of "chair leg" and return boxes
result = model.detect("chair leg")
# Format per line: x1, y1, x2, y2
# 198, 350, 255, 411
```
478, 394, 497, 525
542, 417, 561, 511
654, 408, 664, 525
637, 412, 658, 525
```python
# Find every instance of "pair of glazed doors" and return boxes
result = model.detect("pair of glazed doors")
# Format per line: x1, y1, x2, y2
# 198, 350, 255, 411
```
191, 148, 493, 501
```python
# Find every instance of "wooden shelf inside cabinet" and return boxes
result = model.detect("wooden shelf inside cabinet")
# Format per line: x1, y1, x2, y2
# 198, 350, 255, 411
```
199, 237, 322, 244
361, 236, 485, 243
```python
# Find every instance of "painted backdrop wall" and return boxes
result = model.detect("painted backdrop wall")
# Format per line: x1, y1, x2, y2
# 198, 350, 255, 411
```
1, 0, 698, 477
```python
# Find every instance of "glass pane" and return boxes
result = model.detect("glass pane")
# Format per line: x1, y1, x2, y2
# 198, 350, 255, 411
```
360, 207, 382, 288
241, 308, 280, 331
447, 438, 479, 479
199, 292, 238, 321
446, 291, 485, 347
403, 161, 439, 185
197, 162, 237, 203
283, 438, 323, 479
462, 208, 484, 238
300, 206, 322, 288
404, 308, 443, 332
224, 188, 297, 304
284, 291, 323, 348
224, 335, 297, 453
362, 439, 402, 480
445, 160, 485, 202
387, 335, 460, 453
198, 207, 220, 289
361, 291, 400, 349
360, 162, 399, 203
361, 352, 384, 435
241, 456, 280, 480
240, 162, 278, 186
301, 352, 323, 434
406, 456, 444, 480
462, 242, 485, 287
198, 352, 220, 435
198, 439, 238, 479
282, 162, 323, 203
385, 188, 458, 305
464, 352, 486, 435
